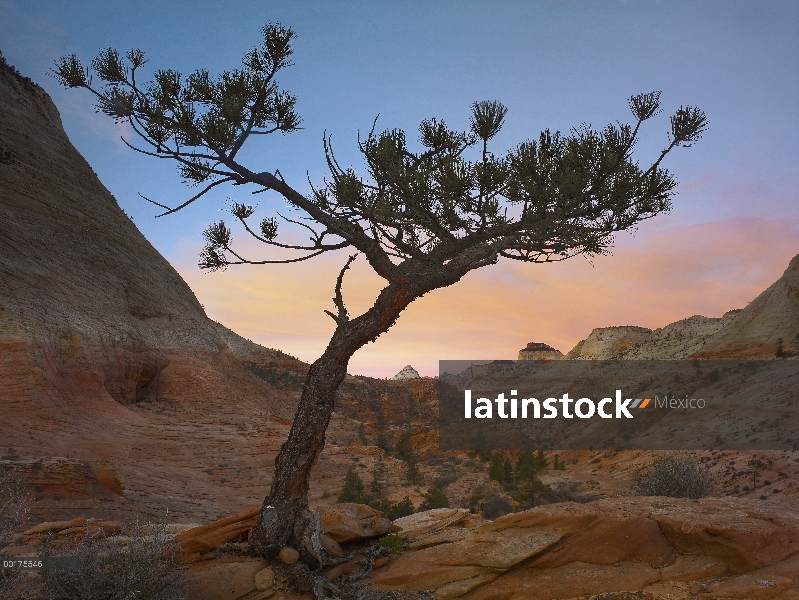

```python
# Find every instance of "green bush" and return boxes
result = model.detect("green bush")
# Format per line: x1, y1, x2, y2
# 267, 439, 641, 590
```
417, 486, 449, 511
482, 494, 513, 520
384, 497, 415, 521
378, 533, 403, 554
40, 521, 186, 600
633, 452, 716, 499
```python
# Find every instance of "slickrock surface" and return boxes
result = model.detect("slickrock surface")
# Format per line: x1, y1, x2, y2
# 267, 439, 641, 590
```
372, 497, 799, 599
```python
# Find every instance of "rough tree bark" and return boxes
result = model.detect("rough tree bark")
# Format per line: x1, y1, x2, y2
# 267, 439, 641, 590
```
248, 281, 417, 563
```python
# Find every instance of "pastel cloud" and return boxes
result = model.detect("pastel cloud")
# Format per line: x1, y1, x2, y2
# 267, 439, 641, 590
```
177, 213, 798, 379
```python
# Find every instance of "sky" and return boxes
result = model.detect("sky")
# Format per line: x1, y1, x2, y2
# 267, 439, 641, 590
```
2, 0, 798, 377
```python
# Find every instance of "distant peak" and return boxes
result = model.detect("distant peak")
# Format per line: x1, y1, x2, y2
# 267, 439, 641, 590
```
392, 365, 421, 380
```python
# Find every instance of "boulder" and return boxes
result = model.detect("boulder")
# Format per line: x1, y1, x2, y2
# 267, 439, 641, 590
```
372, 527, 561, 591
175, 506, 260, 563
278, 546, 299, 565
319, 533, 343, 558
394, 508, 470, 539
253, 566, 274, 591
318, 503, 396, 543
184, 557, 269, 600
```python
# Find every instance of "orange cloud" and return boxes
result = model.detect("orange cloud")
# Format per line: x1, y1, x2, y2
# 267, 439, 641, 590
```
177, 214, 798, 378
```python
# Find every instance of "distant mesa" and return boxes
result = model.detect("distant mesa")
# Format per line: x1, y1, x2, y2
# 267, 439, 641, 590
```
392, 365, 421, 380
517, 342, 564, 361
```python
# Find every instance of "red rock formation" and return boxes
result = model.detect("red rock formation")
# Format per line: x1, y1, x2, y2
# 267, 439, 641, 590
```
0, 59, 306, 523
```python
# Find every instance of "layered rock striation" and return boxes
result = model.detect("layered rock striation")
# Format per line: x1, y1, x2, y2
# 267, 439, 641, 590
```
517, 342, 563, 361
0, 58, 304, 522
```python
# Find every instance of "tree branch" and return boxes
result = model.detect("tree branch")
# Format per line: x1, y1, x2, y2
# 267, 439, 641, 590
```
324, 254, 358, 325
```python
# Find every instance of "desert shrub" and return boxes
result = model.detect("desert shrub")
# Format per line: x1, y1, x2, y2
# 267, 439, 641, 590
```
40, 521, 186, 600
1, 467, 29, 597
482, 494, 514, 520
434, 472, 459, 488
417, 486, 448, 512
384, 497, 415, 521
378, 533, 403, 554
633, 452, 716, 499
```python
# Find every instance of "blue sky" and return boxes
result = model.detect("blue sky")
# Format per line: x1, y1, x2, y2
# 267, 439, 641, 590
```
3, 1, 798, 376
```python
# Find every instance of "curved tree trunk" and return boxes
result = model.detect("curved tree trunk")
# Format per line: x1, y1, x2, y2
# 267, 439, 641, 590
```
249, 282, 415, 564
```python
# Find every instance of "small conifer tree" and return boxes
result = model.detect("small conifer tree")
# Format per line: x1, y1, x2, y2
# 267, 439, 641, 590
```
337, 467, 366, 503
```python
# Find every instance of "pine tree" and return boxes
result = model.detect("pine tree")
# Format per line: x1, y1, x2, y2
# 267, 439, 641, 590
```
385, 496, 415, 520
358, 423, 367, 445
54, 25, 706, 557
535, 450, 547, 470
376, 431, 391, 454
337, 467, 365, 503
406, 455, 421, 485
516, 450, 536, 480
394, 431, 414, 463
489, 454, 506, 482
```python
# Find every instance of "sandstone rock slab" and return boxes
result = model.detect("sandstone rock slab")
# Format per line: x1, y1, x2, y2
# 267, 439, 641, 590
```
662, 554, 727, 582
697, 573, 794, 599
461, 561, 661, 600
175, 506, 259, 563
372, 527, 561, 592
528, 515, 676, 568
184, 557, 269, 600
318, 503, 396, 543
394, 508, 470, 538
